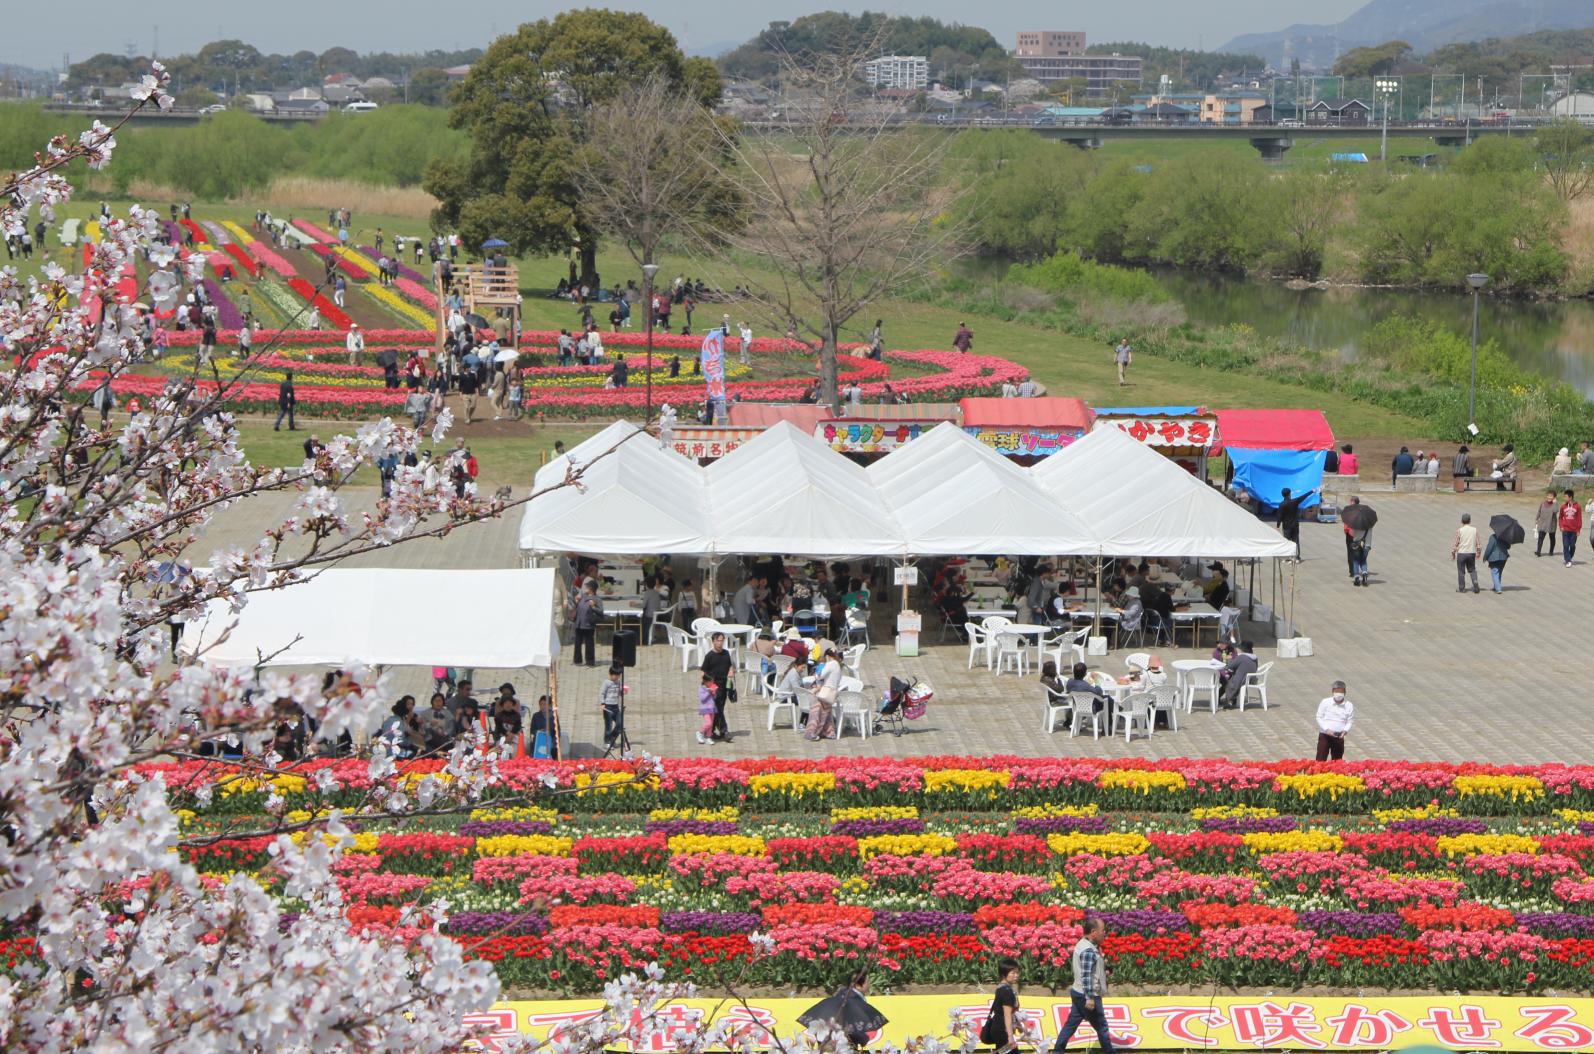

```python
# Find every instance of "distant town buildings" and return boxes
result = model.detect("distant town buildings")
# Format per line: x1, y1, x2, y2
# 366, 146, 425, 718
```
862, 55, 929, 91
1011, 32, 1142, 97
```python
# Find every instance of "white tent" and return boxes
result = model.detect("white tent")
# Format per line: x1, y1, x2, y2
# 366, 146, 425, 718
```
520, 425, 713, 555
706, 420, 905, 556
182, 568, 561, 668
1031, 426, 1296, 558
870, 422, 1099, 555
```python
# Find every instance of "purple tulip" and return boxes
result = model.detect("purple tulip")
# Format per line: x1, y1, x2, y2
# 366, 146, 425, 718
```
1298, 910, 1403, 938
874, 910, 975, 934
1578, 821, 1594, 837
201, 277, 244, 330
831, 818, 926, 837
1094, 910, 1189, 934
457, 820, 554, 838
660, 911, 762, 934
1386, 817, 1490, 836
1515, 912, 1594, 938
1012, 815, 1109, 835
445, 911, 549, 936
644, 820, 739, 837
1199, 816, 1299, 833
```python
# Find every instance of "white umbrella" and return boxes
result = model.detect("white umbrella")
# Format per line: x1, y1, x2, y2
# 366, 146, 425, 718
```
493, 348, 519, 364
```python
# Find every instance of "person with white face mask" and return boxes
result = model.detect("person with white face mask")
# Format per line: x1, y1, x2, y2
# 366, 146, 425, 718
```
1315, 680, 1354, 761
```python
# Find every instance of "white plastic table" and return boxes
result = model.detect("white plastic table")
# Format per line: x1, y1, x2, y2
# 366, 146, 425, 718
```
1171, 603, 1220, 647
1005, 622, 1052, 666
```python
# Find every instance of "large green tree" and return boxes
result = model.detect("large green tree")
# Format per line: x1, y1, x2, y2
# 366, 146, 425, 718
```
424, 9, 719, 282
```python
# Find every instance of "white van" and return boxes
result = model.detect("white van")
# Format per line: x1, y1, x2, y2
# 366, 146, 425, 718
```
343, 101, 379, 114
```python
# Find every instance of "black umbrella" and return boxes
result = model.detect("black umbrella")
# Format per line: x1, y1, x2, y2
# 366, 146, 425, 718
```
1490, 514, 1525, 545
799, 989, 888, 1043
1341, 503, 1377, 531
465, 312, 489, 329
375, 349, 399, 369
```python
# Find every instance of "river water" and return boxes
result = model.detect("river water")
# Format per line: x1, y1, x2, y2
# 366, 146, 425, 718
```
1155, 271, 1594, 397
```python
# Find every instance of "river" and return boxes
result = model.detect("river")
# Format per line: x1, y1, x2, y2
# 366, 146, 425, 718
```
1155, 271, 1594, 397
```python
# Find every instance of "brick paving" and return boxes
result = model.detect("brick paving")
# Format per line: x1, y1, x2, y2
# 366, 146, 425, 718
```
195, 484, 1583, 763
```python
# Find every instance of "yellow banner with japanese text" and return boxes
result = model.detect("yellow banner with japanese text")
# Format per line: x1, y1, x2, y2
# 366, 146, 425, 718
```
466, 995, 1594, 1051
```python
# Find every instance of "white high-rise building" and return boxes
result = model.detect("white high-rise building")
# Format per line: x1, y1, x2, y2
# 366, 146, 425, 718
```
863, 55, 929, 91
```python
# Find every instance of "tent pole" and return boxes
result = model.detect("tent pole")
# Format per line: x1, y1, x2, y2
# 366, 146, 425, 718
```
549, 660, 562, 760
1287, 558, 1299, 638
1093, 558, 1102, 638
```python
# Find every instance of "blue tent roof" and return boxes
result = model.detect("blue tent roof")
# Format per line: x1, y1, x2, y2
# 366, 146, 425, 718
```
1094, 406, 1205, 416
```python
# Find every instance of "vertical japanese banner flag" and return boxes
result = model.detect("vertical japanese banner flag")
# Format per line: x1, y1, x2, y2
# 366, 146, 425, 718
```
701, 328, 726, 406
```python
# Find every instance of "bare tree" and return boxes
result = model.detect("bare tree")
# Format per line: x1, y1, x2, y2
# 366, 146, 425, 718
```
570, 74, 740, 274
1535, 118, 1594, 202
702, 41, 969, 410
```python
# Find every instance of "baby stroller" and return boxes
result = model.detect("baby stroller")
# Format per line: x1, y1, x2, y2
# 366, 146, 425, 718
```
875, 676, 932, 736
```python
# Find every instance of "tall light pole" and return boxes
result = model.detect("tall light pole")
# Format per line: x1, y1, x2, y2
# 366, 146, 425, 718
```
1376, 78, 1398, 162
641, 262, 659, 425
1466, 272, 1489, 429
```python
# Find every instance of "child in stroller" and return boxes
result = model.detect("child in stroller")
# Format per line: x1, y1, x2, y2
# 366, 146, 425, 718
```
875, 676, 932, 736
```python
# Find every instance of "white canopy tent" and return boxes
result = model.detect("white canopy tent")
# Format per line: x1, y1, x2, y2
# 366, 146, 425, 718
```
869, 422, 1099, 556
182, 568, 561, 668
1030, 426, 1296, 559
706, 421, 906, 556
520, 423, 713, 555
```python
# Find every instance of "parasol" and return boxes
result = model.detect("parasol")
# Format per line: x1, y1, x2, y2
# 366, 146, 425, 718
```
375, 350, 399, 368
1489, 514, 1525, 545
480, 238, 508, 250
1340, 504, 1377, 531
465, 312, 490, 328
799, 989, 887, 1045
493, 348, 519, 364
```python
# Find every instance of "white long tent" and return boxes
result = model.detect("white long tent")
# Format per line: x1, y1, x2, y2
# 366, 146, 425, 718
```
515, 418, 1293, 561
869, 423, 1097, 555
1030, 426, 1297, 559
182, 568, 561, 668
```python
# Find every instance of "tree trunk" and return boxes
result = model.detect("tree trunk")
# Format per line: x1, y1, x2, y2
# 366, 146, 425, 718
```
580, 242, 598, 289
820, 325, 840, 414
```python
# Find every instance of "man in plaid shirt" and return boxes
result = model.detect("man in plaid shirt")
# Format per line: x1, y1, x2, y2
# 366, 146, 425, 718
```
1050, 915, 1115, 1052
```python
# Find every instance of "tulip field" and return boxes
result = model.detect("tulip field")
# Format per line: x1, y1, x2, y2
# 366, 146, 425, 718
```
81, 755, 1594, 998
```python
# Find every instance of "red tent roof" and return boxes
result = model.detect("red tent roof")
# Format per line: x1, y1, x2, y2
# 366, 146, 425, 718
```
1214, 408, 1335, 450
960, 396, 1094, 431
726, 404, 831, 431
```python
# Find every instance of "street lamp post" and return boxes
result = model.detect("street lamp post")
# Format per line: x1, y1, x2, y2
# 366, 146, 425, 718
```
1466, 272, 1489, 429
641, 262, 659, 425
1376, 78, 1399, 162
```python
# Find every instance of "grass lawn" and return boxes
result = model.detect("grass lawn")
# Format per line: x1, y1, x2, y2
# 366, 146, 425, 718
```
44, 193, 1427, 444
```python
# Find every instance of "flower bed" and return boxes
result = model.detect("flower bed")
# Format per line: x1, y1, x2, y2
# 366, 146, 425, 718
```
142, 757, 1594, 995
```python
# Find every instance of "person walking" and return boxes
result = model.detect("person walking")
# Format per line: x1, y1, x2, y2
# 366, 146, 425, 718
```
571, 581, 602, 667
1049, 916, 1115, 1054
1276, 487, 1315, 561
1484, 530, 1511, 594
1112, 338, 1132, 386
1315, 680, 1353, 760
1560, 490, 1582, 567
700, 632, 734, 743
599, 664, 626, 753
739, 320, 755, 365
982, 959, 1022, 1054
1341, 496, 1360, 579
696, 672, 719, 746
952, 321, 973, 353
1535, 489, 1559, 558
273, 370, 296, 431
1452, 512, 1481, 592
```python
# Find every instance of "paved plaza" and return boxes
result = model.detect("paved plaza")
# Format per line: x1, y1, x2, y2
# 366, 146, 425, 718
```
198, 484, 1586, 763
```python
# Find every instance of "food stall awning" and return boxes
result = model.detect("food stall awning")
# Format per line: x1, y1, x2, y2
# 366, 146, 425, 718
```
666, 426, 762, 461
1213, 409, 1335, 451
960, 397, 1094, 430
727, 404, 831, 430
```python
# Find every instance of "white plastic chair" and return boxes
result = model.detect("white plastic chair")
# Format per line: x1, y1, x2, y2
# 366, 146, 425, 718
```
994, 633, 1028, 676
1048, 627, 1089, 669
965, 623, 992, 669
1125, 652, 1152, 671
1114, 692, 1154, 742
766, 672, 799, 731
741, 651, 768, 696
844, 607, 871, 646
666, 625, 697, 673
1069, 691, 1103, 739
841, 642, 867, 679
647, 603, 677, 643
1043, 685, 1072, 734
1239, 661, 1273, 711
1150, 685, 1181, 731
836, 690, 872, 739
982, 615, 1013, 635
1184, 666, 1221, 714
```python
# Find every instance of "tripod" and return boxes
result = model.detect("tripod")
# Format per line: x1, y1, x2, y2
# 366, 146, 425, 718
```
601, 669, 632, 759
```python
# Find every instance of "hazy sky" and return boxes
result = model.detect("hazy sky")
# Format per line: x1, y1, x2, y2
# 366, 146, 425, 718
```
10, 0, 1370, 68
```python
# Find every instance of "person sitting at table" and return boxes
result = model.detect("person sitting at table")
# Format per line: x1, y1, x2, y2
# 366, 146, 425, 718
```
842, 577, 871, 612
1219, 640, 1258, 709
751, 632, 779, 676
1040, 660, 1067, 698
780, 627, 811, 661
1118, 585, 1145, 640
1143, 655, 1169, 688
1202, 564, 1230, 609
1140, 577, 1174, 644
1065, 661, 1106, 716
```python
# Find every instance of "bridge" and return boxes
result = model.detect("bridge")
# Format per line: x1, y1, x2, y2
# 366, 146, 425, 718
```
44, 103, 326, 126
741, 116, 1535, 159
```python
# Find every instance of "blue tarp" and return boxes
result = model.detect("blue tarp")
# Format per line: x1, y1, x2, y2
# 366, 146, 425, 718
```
1228, 447, 1327, 509
1094, 406, 1204, 416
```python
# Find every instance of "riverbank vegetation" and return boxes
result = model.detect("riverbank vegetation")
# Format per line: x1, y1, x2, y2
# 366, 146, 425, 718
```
954, 129, 1592, 296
